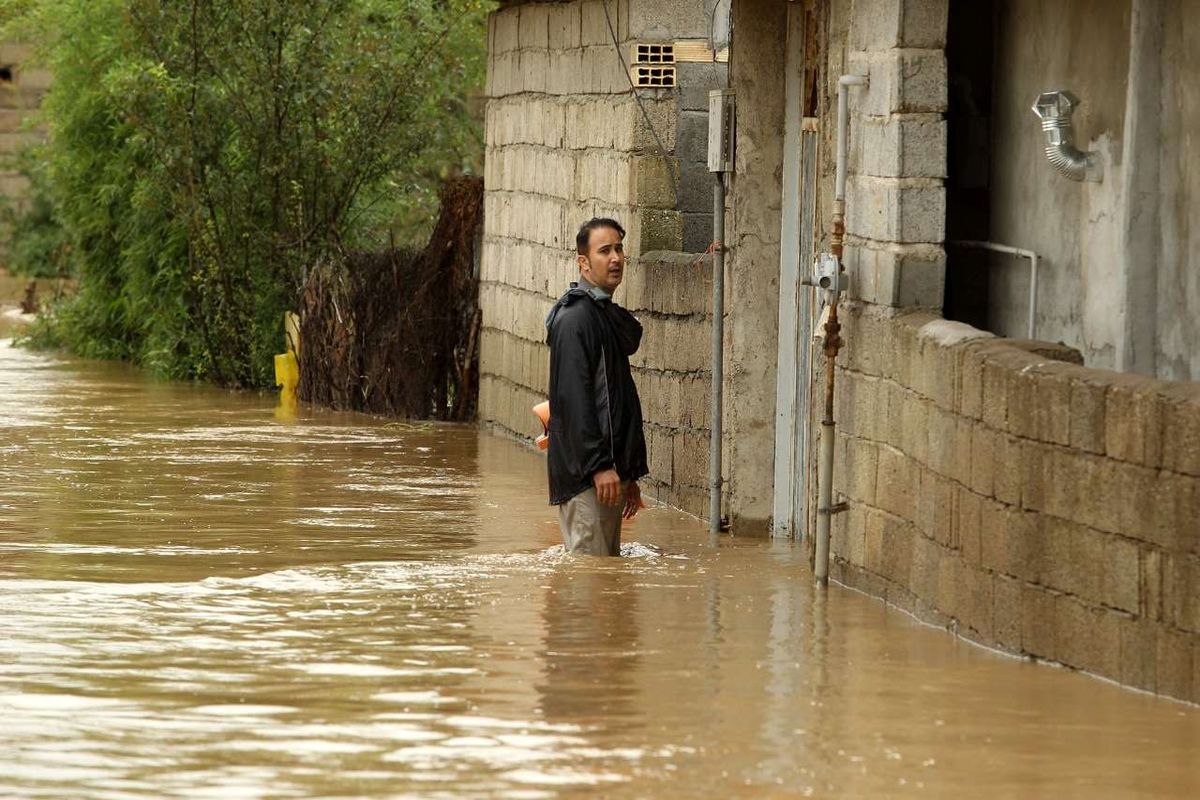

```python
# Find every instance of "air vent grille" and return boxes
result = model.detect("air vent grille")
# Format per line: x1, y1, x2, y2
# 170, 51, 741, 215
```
631, 65, 676, 88
633, 43, 675, 65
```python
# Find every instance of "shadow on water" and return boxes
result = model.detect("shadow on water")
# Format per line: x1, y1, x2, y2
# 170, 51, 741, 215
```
1, 340, 1199, 798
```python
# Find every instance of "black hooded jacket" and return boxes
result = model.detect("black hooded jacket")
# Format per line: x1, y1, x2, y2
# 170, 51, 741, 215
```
544, 282, 649, 505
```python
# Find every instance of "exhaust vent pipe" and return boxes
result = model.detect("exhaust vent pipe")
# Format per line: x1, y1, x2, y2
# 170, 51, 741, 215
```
1031, 91, 1102, 182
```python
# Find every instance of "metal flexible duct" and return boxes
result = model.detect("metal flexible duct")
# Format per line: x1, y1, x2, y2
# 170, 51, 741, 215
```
1031, 91, 1101, 182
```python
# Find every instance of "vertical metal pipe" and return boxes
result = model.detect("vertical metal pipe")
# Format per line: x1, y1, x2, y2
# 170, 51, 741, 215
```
710, 173, 726, 536
814, 75, 866, 586
1028, 252, 1038, 340
813, 420, 835, 579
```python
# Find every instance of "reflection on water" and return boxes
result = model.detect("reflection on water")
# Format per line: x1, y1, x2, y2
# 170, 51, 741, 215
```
1, 339, 1198, 798
539, 568, 640, 730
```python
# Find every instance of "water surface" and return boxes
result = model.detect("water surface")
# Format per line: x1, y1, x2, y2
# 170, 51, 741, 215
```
1, 340, 1197, 798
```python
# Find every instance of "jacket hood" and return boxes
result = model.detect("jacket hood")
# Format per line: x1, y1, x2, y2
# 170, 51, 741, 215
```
543, 286, 588, 342
603, 303, 643, 357
545, 285, 642, 357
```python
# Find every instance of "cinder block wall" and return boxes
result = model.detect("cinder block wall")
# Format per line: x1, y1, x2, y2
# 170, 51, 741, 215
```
828, 304, 1200, 703
841, 0, 948, 309
0, 42, 51, 217
808, 0, 1200, 702
479, 1, 716, 515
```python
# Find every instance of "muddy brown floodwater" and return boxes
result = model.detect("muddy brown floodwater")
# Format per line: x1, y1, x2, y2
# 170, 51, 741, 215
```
1, 339, 1198, 799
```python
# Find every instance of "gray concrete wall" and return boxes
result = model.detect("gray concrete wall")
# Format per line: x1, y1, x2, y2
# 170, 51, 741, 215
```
988, 0, 1131, 368
842, 0, 948, 309
1156, 0, 1200, 381
986, 0, 1200, 381
629, 0, 708, 39
676, 61, 723, 252
724, 0, 788, 532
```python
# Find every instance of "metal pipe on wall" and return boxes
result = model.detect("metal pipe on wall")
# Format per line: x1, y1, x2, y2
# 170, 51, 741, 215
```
709, 174, 726, 536
814, 74, 867, 586
707, 89, 734, 536
1031, 91, 1102, 183
949, 240, 1040, 340
834, 76, 866, 201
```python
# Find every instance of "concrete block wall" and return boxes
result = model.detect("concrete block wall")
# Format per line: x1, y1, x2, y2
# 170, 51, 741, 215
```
842, 0, 948, 310
675, 62, 723, 252
0, 42, 51, 222
623, 250, 714, 516
479, 1, 716, 515
827, 301, 1200, 703
796, 0, 1200, 702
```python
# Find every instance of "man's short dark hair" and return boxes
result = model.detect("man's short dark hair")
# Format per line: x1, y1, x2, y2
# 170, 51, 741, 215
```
575, 217, 626, 255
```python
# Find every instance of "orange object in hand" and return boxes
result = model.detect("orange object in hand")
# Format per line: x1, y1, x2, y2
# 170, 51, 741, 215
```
532, 401, 551, 450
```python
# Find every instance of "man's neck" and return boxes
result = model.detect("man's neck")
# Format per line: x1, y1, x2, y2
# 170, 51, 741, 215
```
575, 275, 611, 301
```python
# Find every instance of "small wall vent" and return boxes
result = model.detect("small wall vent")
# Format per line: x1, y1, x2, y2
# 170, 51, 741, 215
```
629, 42, 676, 88
631, 64, 676, 88
632, 42, 675, 65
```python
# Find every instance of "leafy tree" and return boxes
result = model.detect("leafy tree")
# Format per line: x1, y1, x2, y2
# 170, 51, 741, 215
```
6, 0, 489, 386
0, 150, 71, 279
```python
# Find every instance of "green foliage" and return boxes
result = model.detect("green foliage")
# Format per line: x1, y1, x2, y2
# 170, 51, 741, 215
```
0, 148, 71, 279
5, 0, 490, 386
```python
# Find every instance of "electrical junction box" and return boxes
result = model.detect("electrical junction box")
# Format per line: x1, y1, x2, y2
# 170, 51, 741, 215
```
708, 89, 735, 173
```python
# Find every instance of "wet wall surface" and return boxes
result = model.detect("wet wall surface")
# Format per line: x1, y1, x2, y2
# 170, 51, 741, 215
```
0, 340, 1197, 798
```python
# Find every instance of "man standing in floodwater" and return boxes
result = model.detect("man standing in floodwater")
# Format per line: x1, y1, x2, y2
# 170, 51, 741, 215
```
544, 218, 648, 556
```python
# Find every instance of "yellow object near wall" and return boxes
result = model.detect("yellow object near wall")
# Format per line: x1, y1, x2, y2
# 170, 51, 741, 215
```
284, 311, 301, 357
274, 311, 301, 417
274, 351, 299, 400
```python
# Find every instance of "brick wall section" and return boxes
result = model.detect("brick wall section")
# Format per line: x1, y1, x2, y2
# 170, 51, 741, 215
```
479, 1, 715, 515
675, 61, 723, 252
0, 43, 51, 213
803, 0, 1200, 702
841, 0, 948, 310
827, 301, 1200, 703
623, 251, 713, 516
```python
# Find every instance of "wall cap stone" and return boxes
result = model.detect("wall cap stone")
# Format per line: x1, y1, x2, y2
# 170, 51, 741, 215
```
639, 250, 713, 266
915, 318, 994, 348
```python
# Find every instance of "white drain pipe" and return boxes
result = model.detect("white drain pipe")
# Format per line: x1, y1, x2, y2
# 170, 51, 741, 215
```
949, 241, 1039, 340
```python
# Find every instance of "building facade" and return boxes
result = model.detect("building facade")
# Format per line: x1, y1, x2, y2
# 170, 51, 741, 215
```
479, 0, 1200, 703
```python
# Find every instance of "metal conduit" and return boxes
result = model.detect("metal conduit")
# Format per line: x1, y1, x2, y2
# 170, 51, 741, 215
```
813, 74, 867, 586
1031, 91, 1102, 183
948, 241, 1040, 340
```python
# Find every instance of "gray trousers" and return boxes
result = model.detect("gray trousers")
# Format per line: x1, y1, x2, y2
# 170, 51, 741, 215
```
558, 482, 628, 556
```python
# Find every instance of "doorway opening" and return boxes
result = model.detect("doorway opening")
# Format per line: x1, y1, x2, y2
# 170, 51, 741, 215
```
943, 1, 995, 331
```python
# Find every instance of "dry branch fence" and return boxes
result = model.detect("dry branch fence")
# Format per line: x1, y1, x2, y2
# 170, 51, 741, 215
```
298, 176, 483, 421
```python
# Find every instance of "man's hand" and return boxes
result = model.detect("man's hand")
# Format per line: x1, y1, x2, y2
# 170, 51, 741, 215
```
622, 481, 644, 520
593, 468, 622, 507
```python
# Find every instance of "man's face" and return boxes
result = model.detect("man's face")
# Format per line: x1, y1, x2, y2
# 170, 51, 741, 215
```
577, 226, 625, 293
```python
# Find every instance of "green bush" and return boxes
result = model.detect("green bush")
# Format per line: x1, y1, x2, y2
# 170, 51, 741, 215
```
5, 0, 489, 386
0, 149, 71, 279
